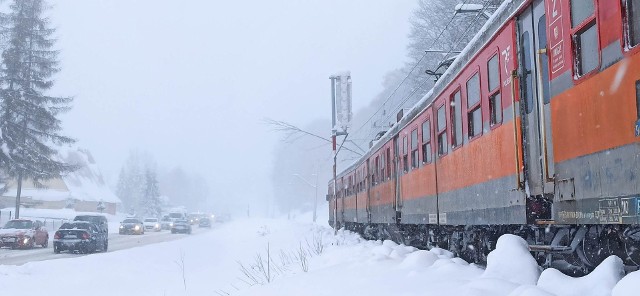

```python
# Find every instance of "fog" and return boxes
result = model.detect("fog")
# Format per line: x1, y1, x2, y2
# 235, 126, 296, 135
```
50, 0, 415, 215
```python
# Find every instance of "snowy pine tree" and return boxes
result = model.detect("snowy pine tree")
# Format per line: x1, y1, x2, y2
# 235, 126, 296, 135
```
0, 0, 75, 218
140, 167, 162, 218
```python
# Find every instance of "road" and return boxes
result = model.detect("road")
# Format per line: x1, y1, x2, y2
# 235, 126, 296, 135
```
0, 226, 210, 266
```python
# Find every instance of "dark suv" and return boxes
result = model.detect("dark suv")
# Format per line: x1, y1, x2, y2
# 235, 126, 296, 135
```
73, 215, 109, 234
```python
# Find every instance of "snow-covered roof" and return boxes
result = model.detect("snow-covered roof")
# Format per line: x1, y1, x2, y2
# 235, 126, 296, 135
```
3, 148, 121, 203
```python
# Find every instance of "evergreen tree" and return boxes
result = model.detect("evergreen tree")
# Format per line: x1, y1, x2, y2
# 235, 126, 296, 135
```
140, 167, 162, 218
0, 0, 75, 218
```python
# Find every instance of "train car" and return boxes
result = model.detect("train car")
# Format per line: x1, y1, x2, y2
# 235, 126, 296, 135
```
328, 0, 640, 273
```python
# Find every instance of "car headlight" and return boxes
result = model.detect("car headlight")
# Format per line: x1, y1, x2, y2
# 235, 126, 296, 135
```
155, 223, 160, 228
134, 225, 140, 230
23, 237, 29, 244
169, 223, 174, 227
119, 225, 124, 229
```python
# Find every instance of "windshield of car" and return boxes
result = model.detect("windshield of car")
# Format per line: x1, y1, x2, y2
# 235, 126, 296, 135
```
122, 219, 140, 223
169, 213, 183, 219
74, 216, 104, 224
175, 219, 188, 223
4, 220, 33, 229
144, 218, 157, 222
60, 222, 91, 230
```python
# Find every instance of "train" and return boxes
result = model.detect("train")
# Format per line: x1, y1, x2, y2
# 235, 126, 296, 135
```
327, 0, 640, 274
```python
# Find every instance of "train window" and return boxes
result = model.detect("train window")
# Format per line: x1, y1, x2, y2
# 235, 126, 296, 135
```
538, 15, 551, 104
421, 119, 432, 164
411, 129, 419, 169
624, 0, 640, 48
487, 54, 502, 125
402, 136, 408, 172
374, 156, 379, 184
380, 152, 386, 181
386, 148, 391, 179
636, 80, 640, 120
437, 105, 448, 156
451, 91, 463, 147
467, 73, 482, 138
521, 31, 534, 114
570, 0, 594, 27
570, 0, 599, 76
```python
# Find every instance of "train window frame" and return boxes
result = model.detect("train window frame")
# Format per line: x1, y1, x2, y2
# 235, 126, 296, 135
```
487, 52, 503, 128
421, 118, 433, 164
466, 72, 483, 140
570, 0, 600, 79
450, 89, 463, 149
623, 0, 640, 51
374, 156, 379, 185
380, 150, 386, 182
402, 136, 409, 173
386, 147, 391, 179
410, 128, 419, 169
436, 104, 448, 157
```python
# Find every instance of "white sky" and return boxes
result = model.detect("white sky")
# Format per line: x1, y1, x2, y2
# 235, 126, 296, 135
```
50, 0, 416, 209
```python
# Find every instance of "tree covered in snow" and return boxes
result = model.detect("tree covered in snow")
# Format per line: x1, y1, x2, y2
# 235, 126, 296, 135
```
115, 151, 146, 215
140, 167, 162, 218
0, 0, 75, 218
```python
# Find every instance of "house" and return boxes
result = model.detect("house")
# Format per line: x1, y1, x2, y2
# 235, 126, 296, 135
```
0, 148, 121, 215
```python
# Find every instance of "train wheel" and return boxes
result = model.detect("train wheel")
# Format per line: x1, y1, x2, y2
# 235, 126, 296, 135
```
579, 226, 609, 268
623, 226, 640, 266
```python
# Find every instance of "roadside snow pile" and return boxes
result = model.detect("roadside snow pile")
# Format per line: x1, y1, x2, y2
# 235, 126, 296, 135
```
482, 234, 541, 285
537, 256, 625, 296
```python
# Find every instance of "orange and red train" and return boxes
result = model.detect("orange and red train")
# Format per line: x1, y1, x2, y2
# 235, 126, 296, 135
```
328, 0, 640, 272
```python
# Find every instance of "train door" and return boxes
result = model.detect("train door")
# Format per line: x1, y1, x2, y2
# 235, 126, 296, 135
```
366, 160, 371, 223
393, 136, 402, 222
518, 0, 555, 197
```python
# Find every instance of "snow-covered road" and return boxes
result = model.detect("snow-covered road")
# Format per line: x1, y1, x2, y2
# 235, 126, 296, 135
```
0, 227, 210, 265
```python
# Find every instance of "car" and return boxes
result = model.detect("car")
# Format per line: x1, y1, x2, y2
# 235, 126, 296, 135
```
198, 217, 211, 228
0, 219, 49, 249
119, 218, 144, 235
160, 215, 173, 230
53, 221, 108, 254
143, 218, 161, 232
73, 214, 109, 234
170, 219, 192, 234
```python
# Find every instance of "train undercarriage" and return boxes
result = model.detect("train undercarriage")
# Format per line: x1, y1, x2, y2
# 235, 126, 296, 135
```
339, 221, 640, 275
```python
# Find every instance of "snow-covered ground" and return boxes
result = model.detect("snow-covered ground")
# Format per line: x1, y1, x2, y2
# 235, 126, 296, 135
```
0, 213, 638, 296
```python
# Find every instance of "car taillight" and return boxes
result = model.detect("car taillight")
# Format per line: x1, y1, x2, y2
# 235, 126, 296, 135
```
54, 231, 61, 239
82, 232, 90, 240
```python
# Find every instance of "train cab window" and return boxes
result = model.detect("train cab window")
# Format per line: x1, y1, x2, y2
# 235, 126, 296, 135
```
466, 73, 482, 138
624, 0, 640, 48
437, 105, 448, 156
410, 128, 419, 169
487, 54, 502, 125
421, 119, 432, 164
402, 136, 409, 172
570, 0, 599, 77
451, 91, 463, 147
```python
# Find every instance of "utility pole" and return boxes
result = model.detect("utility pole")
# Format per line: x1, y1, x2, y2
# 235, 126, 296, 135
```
330, 72, 351, 234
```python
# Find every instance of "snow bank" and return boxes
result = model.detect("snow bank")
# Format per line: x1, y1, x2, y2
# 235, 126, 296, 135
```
482, 234, 541, 285
537, 256, 625, 296
612, 269, 640, 296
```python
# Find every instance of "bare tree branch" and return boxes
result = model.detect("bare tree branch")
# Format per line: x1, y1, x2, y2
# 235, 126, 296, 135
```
263, 118, 363, 157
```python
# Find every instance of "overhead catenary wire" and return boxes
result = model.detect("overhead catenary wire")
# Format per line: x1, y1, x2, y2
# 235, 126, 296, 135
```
350, 0, 472, 139
371, 0, 492, 133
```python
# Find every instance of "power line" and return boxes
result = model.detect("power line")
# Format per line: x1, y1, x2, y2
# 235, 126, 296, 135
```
350, 0, 472, 139
372, 0, 492, 135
